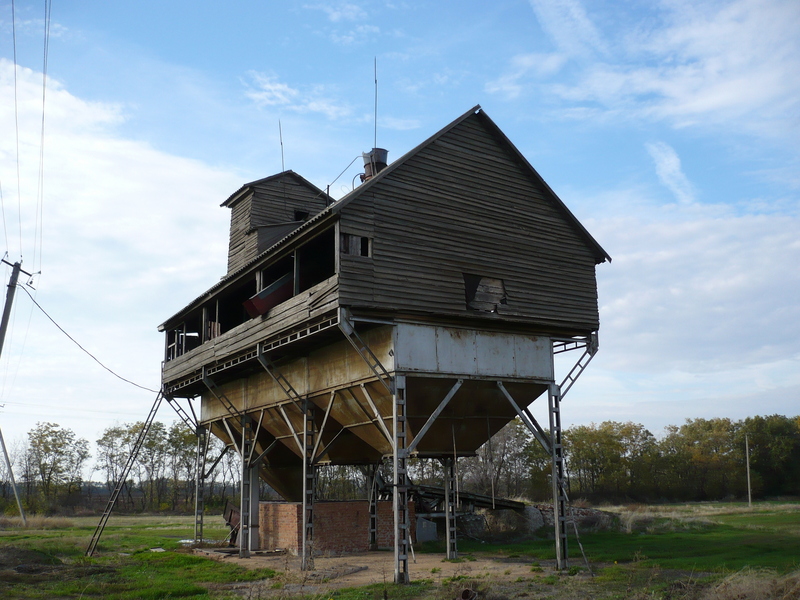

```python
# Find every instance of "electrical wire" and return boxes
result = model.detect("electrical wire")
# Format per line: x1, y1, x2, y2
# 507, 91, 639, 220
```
11, 0, 23, 258
0, 182, 9, 260
16, 285, 160, 393
33, 0, 53, 275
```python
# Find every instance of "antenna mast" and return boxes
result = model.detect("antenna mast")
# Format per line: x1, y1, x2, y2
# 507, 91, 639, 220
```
374, 57, 378, 150
279, 120, 285, 173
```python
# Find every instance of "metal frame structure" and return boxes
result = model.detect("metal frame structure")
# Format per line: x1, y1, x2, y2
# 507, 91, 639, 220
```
178, 317, 598, 579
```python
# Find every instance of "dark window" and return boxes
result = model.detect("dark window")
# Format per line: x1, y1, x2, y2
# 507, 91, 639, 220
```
341, 233, 371, 257
294, 210, 309, 222
463, 274, 507, 313
297, 227, 336, 292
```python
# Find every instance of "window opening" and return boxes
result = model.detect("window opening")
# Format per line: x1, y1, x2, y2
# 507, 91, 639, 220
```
341, 233, 371, 257
244, 256, 294, 318
297, 227, 336, 292
463, 274, 507, 313
294, 210, 310, 222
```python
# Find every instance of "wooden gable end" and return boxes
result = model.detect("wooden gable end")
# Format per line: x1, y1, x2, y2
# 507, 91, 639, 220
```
226, 172, 328, 274
338, 112, 603, 334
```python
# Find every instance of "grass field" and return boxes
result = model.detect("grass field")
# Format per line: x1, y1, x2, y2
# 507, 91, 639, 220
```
0, 502, 798, 599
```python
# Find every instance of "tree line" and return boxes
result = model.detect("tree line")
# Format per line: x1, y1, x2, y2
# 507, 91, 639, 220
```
1, 414, 798, 515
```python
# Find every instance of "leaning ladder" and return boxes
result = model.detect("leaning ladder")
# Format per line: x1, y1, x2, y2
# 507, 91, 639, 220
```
86, 392, 164, 556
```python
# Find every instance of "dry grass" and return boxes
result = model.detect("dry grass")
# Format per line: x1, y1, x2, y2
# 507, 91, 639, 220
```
700, 569, 800, 600
0, 515, 75, 529
601, 502, 800, 534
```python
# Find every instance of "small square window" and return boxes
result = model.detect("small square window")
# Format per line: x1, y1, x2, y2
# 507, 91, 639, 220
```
341, 233, 371, 257
294, 210, 310, 222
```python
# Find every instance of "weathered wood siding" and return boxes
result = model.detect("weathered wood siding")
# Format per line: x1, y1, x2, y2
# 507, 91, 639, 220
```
338, 113, 601, 334
227, 173, 328, 274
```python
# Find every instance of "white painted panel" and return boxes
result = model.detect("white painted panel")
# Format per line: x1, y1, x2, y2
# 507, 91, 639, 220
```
391, 323, 553, 380
393, 323, 437, 371
514, 335, 553, 379
435, 327, 477, 374
475, 331, 515, 377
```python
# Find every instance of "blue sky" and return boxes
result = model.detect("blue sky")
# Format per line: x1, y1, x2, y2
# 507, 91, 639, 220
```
0, 0, 798, 464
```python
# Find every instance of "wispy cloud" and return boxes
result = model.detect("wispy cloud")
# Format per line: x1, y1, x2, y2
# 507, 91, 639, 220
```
305, 2, 367, 22
527, 0, 608, 58
0, 62, 240, 444
379, 116, 420, 131
304, 2, 380, 45
330, 24, 380, 45
509, 0, 800, 141
485, 53, 567, 99
588, 194, 800, 375
646, 142, 695, 204
244, 72, 351, 119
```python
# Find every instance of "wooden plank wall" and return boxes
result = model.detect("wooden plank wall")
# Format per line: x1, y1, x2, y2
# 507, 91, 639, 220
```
227, 174, 328, 274
338, 114, 600, 334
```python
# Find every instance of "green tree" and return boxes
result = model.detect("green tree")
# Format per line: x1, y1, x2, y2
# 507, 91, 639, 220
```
26, 422, 89, 508
737, 415, 800, 497
167, 421, 197, 510
659, 418, 743, 500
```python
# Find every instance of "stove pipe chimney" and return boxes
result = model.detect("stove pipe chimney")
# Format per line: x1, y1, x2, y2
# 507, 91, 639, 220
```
361, 148, 388, 181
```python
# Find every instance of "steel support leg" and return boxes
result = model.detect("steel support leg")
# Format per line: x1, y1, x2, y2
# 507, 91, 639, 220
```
368, 463, 379, 550
548, 384, 568, 570
444, 457, 458, 559
194, 425, 209, 544
393, 375, 409, 584
239, 415, 254, 558
248, 458, 260, 552
301, 401, 316, 571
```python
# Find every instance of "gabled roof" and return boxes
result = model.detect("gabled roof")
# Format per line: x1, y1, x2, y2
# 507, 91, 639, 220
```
160, 105, 610, 330
329, 105, 611, 264
221, 170, 330, 209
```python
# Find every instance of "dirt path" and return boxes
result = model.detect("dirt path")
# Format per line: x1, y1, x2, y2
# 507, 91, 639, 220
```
199, 548, 557, 595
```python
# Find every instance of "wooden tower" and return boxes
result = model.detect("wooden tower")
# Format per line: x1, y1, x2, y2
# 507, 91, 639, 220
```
159, 106, 610, 580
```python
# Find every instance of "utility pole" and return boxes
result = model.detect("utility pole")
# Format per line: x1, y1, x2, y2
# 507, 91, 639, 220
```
745, 433, 752, 508
0, 259, 29, 524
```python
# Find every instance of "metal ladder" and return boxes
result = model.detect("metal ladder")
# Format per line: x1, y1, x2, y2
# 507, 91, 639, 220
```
549, 385, 569, 569
239, 415, 254, 558
301, 402, 316, 570
338, 309, 394, 395
86, 392, 164, 556
194, 425, 209, 543
393, 376, 409, 583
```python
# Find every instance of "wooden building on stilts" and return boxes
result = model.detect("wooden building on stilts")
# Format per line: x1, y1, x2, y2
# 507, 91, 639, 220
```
159, 105, 610, 582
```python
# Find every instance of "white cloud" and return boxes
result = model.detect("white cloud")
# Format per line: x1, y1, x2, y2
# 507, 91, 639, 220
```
379, 116, 420, 131
331, 24, 380, 45
485, 53, 567, 99
520, 0, 800, 140
305, 2, 368, 22
551, 184, 800, 429
527, 0, 608, 58
243, 73, 300, 106
646, 141, 695, 204
590, 202, 800, 374
244, 72, 351, 119
0, 60, 240, 446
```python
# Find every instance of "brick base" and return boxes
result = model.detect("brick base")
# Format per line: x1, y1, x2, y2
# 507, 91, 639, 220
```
259, 500, 416, 554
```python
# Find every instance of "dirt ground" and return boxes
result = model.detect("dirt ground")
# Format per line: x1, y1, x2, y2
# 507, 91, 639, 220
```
198, 548, 567, 597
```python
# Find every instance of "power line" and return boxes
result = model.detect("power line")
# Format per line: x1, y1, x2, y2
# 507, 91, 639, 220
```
33, 0, 53, 275
16, 284, 160, 394
11, 0, 23, 257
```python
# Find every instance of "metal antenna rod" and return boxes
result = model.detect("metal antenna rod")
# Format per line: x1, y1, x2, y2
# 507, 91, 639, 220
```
374, 57, 378, 150
279, 120, 285, 172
